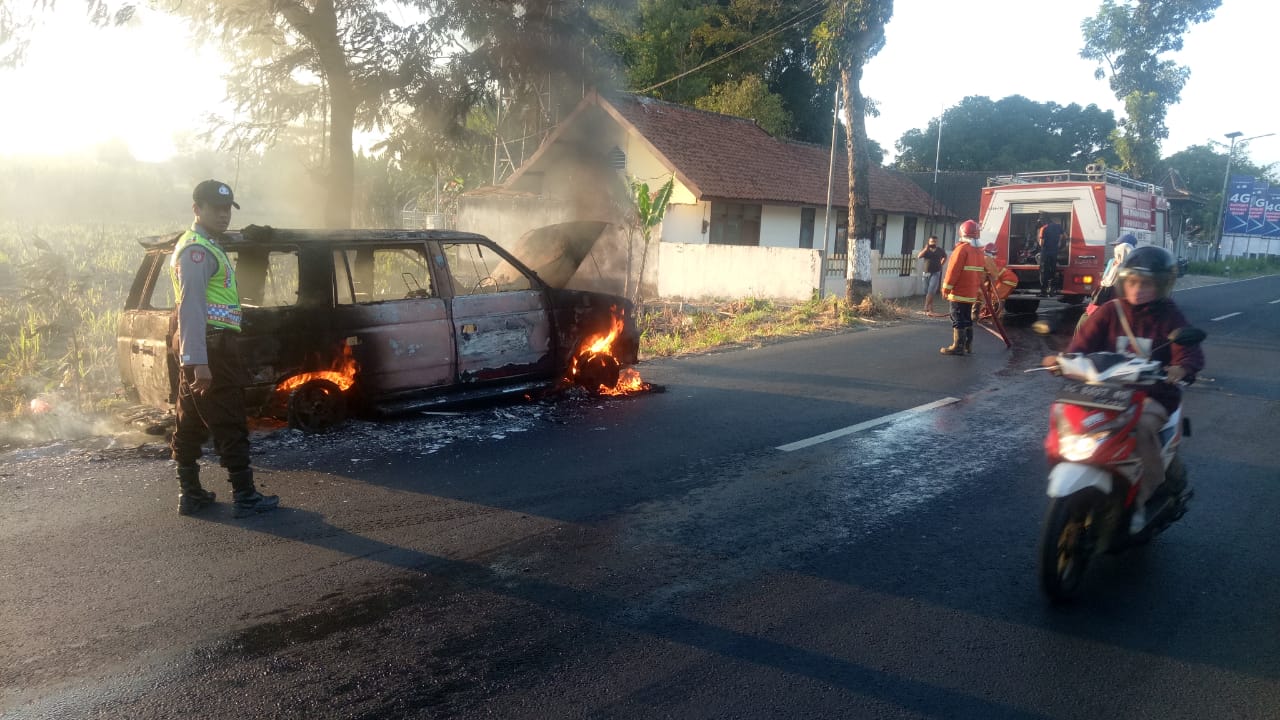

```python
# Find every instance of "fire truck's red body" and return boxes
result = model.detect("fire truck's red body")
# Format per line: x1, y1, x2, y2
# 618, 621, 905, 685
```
977, 168, 1168, 311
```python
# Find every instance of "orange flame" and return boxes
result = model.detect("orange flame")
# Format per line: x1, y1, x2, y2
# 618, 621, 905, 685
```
567, 311, 649, 396
276, 344, 360, 394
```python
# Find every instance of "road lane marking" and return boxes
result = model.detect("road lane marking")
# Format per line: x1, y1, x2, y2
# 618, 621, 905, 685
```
1270, 299, 1280, 304
1211, 312, 1242, 321
777, 397, 961, 452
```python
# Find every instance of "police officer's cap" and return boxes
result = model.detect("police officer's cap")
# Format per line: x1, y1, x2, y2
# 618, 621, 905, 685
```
193, 179, 241, 209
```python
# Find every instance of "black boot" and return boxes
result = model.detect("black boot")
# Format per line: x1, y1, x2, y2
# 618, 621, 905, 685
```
963, 327, 973, 354
177, 464, 216, 516
940, 328, 965, 355
228, 468, 280, 518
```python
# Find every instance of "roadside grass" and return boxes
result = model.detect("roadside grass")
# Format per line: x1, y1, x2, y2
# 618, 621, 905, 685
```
1187, 257, 1280, 277
638, 294, 907, 358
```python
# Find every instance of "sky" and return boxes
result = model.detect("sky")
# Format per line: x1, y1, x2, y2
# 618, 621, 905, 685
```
0, 0, 1277, 170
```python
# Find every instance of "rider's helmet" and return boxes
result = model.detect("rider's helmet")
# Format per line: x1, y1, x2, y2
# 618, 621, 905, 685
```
1117, 246, 1176, 301
1118, 233, 1138, 247
959, 219, 980, 239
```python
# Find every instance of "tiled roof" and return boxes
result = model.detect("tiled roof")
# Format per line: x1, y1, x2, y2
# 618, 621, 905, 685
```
603, 93, 953, 217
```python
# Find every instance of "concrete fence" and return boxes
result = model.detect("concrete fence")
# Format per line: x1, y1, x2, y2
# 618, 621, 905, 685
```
657, 242, 823, 302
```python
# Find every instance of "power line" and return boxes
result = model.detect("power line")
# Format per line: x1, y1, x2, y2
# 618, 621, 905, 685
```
638, 1, 827, 94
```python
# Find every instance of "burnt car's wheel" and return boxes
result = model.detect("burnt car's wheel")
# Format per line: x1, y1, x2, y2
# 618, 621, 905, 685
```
573, 351, 621, 393
287, 379, 346, 433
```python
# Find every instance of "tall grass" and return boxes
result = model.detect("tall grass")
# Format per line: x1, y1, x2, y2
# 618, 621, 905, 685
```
0, 223, 164, 424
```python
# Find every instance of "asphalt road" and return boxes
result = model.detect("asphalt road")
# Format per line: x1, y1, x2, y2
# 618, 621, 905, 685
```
3, 276, 1278, 719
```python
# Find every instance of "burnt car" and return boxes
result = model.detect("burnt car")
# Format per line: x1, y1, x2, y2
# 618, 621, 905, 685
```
117, 226, 640, 431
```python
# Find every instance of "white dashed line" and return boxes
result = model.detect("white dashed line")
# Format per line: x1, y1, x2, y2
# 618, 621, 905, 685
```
777, 397, 961, 452
1210, 312, 1242, 321
1269, 298, 1280, 304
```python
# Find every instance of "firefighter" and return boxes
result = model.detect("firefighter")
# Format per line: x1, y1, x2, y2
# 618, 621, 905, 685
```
940, 219, 987, 355
170, 180, 280, 517
979, 243, 1018, 318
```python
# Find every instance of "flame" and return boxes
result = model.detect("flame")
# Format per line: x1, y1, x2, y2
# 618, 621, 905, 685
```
276, 344, 360, 394
567, 310, 650, 395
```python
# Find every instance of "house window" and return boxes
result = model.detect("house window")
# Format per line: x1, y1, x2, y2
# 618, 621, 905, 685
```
900, 216, 917, 255
709, 202, 761, 246
608, 147, 626, 171
799, 207, 816, 249
872, 213, 887, 251
834, 209, 848, 255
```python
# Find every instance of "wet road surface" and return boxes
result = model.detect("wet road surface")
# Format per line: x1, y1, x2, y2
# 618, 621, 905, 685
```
3, 276, 1279, 719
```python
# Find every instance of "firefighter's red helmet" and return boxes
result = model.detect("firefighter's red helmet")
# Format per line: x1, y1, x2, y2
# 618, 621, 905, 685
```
959, 219, 980, 239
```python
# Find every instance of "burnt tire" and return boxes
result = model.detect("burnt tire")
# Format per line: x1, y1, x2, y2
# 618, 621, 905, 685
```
287, 379, 346, 433
1039, 489, 1104, 603
573, 351, 621, 394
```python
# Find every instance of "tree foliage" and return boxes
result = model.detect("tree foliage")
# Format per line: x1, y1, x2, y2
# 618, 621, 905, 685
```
1080, 0, 1221, 180
694, 74, 792, 137
611, 0, 833, 143
893, 96, 1119, 172
813, 0, 892, 299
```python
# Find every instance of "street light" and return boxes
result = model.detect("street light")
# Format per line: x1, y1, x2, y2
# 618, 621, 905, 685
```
1215, 131, 1276, 261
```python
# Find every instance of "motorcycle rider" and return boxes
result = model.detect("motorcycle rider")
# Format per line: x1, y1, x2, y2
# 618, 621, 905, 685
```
940, 219, 987, 355
1044, 246, 1205, 533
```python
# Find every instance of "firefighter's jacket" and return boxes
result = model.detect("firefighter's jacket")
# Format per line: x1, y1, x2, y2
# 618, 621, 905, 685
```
942, 242, 987, 303
982, 255, 1019, 301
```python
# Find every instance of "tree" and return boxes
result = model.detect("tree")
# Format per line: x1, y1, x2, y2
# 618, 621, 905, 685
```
167, 0, 443, 229
1080, 0, 1221, 181
812, 0, 892, 302
694, 75, 792, 137
608, 0, 833, 143
893, 96, 1118, 172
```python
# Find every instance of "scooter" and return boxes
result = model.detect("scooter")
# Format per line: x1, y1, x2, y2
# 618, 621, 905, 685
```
1035, 327, 1206, 602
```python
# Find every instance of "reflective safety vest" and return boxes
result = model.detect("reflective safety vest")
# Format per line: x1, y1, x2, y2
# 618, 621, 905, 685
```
942, 243, 986, 303
170, 228, 241, 331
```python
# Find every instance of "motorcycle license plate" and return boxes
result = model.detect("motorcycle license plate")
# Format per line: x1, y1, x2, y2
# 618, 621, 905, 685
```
1056, 382, 1132, 410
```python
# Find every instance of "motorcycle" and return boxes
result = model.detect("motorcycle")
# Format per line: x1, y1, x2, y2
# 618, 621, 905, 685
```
1035, 327, 1206, 602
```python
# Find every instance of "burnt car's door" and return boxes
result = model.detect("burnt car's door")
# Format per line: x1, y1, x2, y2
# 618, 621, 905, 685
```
117, 248, 179, 407
330, 243, 455, 396
437, 240, 556, 383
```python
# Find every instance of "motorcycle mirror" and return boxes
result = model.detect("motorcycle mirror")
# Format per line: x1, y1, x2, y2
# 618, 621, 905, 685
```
1168, 327, 1206, 346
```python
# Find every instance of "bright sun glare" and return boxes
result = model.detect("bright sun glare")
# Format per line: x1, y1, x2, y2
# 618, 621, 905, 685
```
0, 6, 224, 163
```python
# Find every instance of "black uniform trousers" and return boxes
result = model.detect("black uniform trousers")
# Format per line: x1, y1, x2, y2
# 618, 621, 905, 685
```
171, 329, 252, 472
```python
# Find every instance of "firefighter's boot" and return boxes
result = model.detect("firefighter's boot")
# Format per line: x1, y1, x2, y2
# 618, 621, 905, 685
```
940, 329, 965, 356
963, 327, 974, 354
177, 464, 216, 516
229, 468, 280, 518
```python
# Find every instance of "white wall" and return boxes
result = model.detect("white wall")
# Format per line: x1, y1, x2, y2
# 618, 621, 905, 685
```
663, 202, 707, 245
657, 242, 822, 301
760, 206, 800, 248
1222, 234, 1280, 258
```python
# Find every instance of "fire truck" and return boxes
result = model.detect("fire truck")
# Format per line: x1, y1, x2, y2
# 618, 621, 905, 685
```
977, 166, 1169, 313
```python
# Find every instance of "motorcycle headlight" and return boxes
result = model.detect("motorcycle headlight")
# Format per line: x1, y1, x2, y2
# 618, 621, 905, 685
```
1060, 431, 1109, 461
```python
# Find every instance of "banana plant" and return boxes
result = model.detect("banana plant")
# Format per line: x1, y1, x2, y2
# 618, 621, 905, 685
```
630, 177, 674, 303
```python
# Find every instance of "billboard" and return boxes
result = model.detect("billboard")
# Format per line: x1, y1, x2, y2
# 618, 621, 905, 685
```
1224, 175, 1254, 234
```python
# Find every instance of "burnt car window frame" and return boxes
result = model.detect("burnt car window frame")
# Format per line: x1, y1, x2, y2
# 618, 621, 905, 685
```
439, 240, 536, 297
333, 242, 438, 306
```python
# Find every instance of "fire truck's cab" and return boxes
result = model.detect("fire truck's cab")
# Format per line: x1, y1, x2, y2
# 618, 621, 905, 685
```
977, 166, 1168, 313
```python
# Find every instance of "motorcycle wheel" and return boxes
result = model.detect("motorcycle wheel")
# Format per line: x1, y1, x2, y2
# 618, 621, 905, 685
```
1039, 489, 1103, 603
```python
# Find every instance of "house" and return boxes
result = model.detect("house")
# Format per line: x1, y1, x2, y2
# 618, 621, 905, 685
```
457, 91, 958, 302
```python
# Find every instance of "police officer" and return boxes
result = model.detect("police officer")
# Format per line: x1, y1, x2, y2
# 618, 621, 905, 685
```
940, 219, 987, 355
170, 180, 279, 517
